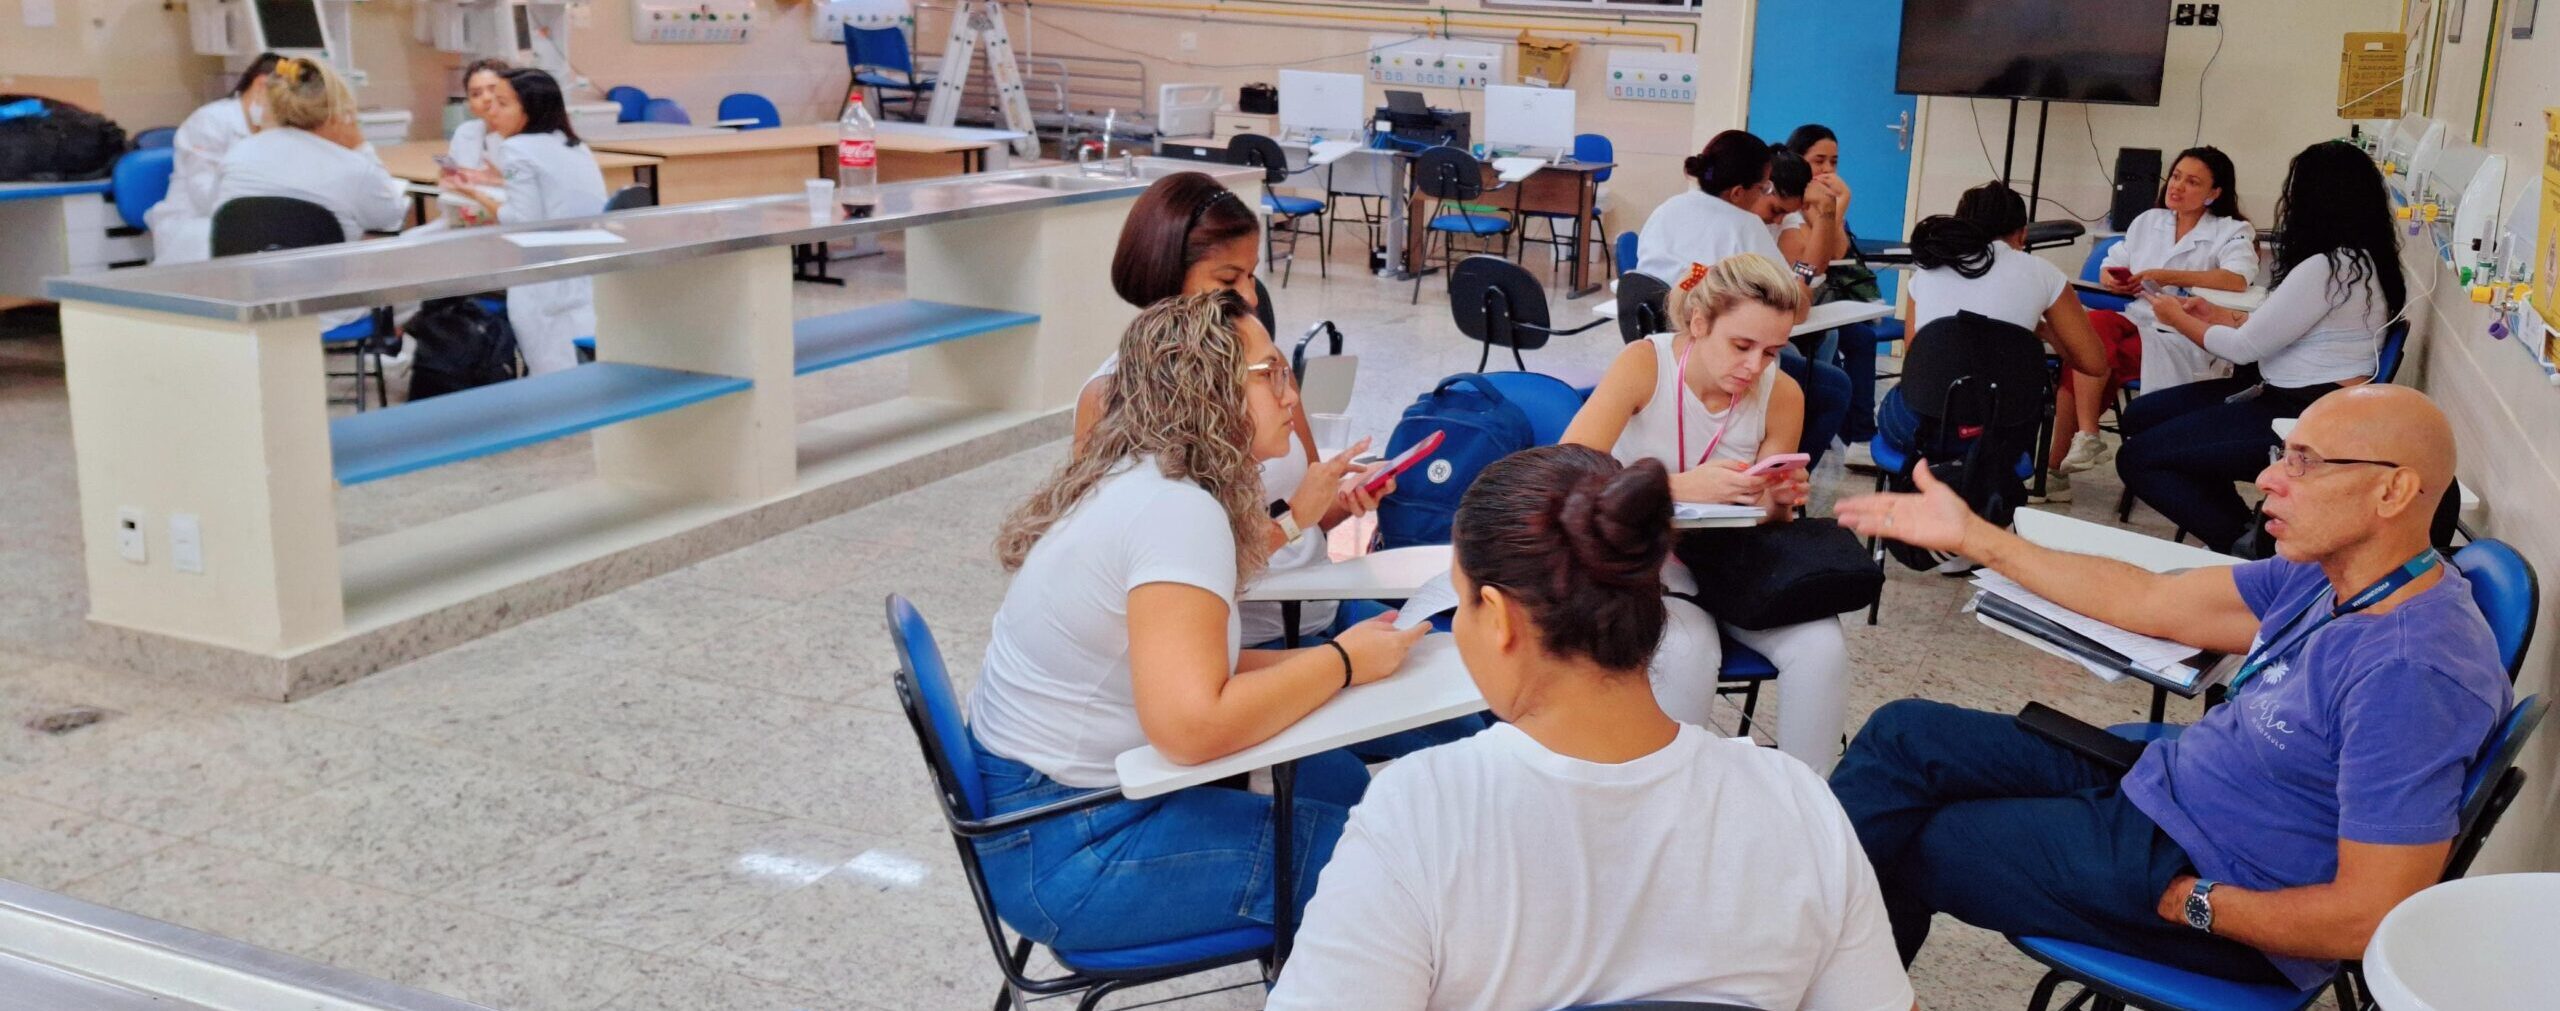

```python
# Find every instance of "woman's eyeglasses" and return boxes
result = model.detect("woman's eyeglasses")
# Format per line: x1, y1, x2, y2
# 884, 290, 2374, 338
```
1243, 360, 1295, 399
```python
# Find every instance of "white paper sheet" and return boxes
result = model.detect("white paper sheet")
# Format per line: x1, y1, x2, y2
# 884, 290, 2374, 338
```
1972, 571, 2202, 687
1672, 502, 1765, 522
1393, 571, 1459, 630
503, 229, 627, 248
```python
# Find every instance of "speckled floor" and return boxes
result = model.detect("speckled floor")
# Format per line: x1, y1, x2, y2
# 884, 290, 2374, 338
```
0, 241, 2327, 1010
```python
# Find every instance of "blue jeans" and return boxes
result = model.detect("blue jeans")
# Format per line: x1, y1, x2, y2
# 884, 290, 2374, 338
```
1828, 700, 2287, 984
1837, 321, 1883, 442
1778, 346, 1850, 463
1876, 385, 1922, 456
2116, 378, 2324, 553
971, 734, 1370, 952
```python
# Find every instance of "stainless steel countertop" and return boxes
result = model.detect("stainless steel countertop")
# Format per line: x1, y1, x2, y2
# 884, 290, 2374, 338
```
47, 159, 1258, 323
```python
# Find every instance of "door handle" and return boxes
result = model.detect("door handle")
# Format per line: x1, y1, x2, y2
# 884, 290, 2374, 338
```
1886, 110, 1912, 152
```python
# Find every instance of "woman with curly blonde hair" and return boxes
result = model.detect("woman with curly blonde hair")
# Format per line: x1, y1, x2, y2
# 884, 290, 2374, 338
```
969, 290, 1427, 952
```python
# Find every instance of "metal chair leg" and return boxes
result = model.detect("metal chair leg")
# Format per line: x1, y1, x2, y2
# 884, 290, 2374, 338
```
2025, 969, 2067, 1011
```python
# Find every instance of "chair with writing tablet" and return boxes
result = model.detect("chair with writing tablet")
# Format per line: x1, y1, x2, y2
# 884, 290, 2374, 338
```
2009, 694, 2545, 1011
2077, 236, 2132, 313
640, 97, 691, 125
1230, 133, 1328, 287
1447, 255, 1604, 372
1412, 146, 1515, 304
714, 92, 780, 130
885, 595, 1275, 1011
845, 25, 935, 121
210, 196, 394, 410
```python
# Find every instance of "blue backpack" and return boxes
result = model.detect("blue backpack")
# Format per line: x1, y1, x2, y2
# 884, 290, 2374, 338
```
1371, 373, 1539, 549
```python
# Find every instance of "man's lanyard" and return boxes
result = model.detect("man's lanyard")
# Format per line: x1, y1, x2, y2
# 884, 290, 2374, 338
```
1672, 336, 1737, 472
2227, 549, 2441, 694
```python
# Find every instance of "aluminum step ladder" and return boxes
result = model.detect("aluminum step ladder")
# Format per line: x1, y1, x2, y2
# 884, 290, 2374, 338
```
925, 1, 1040, 160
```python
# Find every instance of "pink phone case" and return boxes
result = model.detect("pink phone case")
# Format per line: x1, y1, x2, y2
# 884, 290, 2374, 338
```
1743, 453, 1811, 477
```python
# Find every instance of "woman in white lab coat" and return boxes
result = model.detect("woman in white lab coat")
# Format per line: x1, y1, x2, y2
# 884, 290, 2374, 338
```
2054, 146, 2256, 475
211, 57, 408, 331
442, 58, 513, 180
145, 52, 280, 264
453, 69, 606, 374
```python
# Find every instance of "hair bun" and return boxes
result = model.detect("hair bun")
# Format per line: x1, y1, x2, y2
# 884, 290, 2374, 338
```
1682, 152, 1711, 178
1555, 459, 1672, 591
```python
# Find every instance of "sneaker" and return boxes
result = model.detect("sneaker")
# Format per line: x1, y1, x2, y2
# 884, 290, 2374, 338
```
2029, 471, 2074, 505
2059, 432, 2113, 474
1843, 441, 1878, 473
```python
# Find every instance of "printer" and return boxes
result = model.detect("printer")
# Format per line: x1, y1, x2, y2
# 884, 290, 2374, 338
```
1375, 90, 1470, 148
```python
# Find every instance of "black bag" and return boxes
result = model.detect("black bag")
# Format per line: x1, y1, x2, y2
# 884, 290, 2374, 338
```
404, 296, 520, 400
1671, 519, 1884, 630
1883, 312, 2050, 571
0, 95, 127, 182
1239, 83, 1279, 115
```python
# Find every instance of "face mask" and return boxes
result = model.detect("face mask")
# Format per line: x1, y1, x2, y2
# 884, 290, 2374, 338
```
244, 98, 265, 128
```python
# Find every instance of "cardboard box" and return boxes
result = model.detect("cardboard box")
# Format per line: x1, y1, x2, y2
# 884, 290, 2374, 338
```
2338, 32, 2404, 120
1516, 32, 1577, 88
2534, 108, 2560, 327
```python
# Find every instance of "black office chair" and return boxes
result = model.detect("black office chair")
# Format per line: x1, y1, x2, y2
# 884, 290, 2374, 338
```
1448, 255, 1603, 372
1615, 270, 1670, 344
602, 184, 655, 212
1870, 311, 2050, 586
210, 196, 394, 411
1229, 134, 1327, 286
1411, 146, 1514, 304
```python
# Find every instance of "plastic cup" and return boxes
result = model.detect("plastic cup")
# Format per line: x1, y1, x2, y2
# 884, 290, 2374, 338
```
805, 179, 837, 221
1310, 413, 1353, 456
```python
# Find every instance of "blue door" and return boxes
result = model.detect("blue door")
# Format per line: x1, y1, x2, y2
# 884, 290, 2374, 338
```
1748, 0, 1917, 293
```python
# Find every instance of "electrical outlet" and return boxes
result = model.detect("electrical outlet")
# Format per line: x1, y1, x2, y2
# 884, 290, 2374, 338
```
169, 514, 203, 574
2174, 3, 2196, 25
2199, 3, 2219, 26
116, 507, 146, 564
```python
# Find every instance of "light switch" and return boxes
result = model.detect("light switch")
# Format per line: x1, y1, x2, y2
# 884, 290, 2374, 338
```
169, 514, 203, 574
116, 507, 146, 564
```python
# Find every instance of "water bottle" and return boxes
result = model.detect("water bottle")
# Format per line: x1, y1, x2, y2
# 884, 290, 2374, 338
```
837, 92, 878, 213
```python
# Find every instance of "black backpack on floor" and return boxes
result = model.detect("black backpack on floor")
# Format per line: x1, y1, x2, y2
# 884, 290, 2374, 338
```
404, 296, 521, 400
0, 96, 126, 182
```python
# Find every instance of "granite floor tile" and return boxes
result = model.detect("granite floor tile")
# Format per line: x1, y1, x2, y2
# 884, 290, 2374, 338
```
598, 958, 872, 1011
200, 739, 645, 895
646, 701, 940, 835
452, 665, 849, 794
0, 795, 175, 890
304, 901, 651, 1011
446, 792, 875, 955
667, 528, 891, 603
0, 705, 386, 835
690, 836, 995, 1005
655, 597, 883, 703
62, 841, 410, 960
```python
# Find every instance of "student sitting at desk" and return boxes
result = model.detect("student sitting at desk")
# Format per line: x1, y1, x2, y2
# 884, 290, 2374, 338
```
146, 51, 281, 265
1562, 254, 1854, 774
451, 69, 606, 375
1785, 123, 1883, 447
1879, 181, 2106, 502
1074, 172, 1390, 647
2118, 141, 2402, 554
1635, 131, 1851, 462
1270, 445, 1914, 1011
212, 57, 406, 334
971, 291, 1431, 955
442, 58, 514, 185
1832, 385, 2507, 992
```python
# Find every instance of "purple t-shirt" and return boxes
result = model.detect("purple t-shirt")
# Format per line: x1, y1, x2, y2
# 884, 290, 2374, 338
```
2123, 557, 2509, 988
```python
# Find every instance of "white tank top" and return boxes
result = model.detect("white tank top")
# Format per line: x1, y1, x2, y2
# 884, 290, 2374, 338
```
1612, 332, 1776, 477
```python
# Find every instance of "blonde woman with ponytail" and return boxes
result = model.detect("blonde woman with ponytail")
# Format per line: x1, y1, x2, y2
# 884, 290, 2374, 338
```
1564, 253, 1857, 774
213, 56, 405, 248
968, 291, 1427, 953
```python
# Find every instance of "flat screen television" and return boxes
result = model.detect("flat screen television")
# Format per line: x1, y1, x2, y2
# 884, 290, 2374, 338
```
1896, 0, 2172, 106
253, 0, 328, 52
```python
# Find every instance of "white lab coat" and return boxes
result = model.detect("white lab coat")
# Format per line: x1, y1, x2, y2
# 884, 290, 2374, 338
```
2103, 208, 2260, 390
446, 118, 504, 170
213, 128, 408, 331
493, 131, 608, 374
145, 96, 256, 264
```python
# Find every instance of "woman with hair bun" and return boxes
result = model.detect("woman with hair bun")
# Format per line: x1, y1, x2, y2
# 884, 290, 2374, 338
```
1561, 253, 1856, 774
1270, 444, 1911, 1011
211, 56, 406, 334
148, 51, 283, 264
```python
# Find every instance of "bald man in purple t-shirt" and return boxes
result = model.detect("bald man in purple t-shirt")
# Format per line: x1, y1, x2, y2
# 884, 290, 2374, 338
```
1829, 384, 2510, 989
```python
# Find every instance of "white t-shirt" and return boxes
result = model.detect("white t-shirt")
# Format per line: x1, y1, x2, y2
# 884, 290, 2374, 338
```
1270, 724, 1914, 1011
2201, 251, 2393, 388
968, 458, 1244, 788
1635, 189, 1789, 282
2104, 209, 2260, 333
1907, 241, 2068, 334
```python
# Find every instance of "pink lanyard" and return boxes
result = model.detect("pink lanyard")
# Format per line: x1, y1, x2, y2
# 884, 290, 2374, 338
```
1673, 337, 1736, 472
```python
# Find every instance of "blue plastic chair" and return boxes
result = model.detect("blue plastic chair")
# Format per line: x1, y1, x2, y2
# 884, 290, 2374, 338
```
604, 86, 650, 123
640, 97, 690, 125
884, 595, 1276, 1010
715, 92, 780, 130
131, 125, 178, 150
845, 25, 935, 120
1412, 147, 1515, 305
2017, 694, 2547, 1011
1519, 133, 1615, 278
2078, 235, 2132, 313
2374, 320, 2410, 384
1616, 231, 1640, 274
110, 148, 175, 231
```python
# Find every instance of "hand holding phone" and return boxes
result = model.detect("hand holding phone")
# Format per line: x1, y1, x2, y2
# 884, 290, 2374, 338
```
1742, 452, 1811, 477
1365, 430, 1445, 494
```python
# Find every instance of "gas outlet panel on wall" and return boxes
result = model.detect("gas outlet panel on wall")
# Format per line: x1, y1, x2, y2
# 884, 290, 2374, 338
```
809, 0, 908, 43
632, 0, 753, 43
1605, 50, 1697, 104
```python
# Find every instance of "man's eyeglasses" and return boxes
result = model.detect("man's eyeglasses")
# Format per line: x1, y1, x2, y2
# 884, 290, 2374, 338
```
1244, 360, 1295, 399
2267, 444, 2402, 479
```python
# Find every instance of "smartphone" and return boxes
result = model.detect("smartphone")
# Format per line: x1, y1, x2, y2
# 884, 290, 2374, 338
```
431, 154, 460, 173
1743, 452, 1812, 477
2139, 279, 2165, 296
1364, 430, 1446, 493
2104, 266, 2133, 284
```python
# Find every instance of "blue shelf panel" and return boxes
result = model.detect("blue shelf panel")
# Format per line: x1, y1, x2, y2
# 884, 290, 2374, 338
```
331, 362, 750, 485
0, 179, 112, 202
792, 299, 1038, 376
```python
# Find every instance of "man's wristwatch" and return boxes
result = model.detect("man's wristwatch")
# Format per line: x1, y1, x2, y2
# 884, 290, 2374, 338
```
2183, 879, 2220, 933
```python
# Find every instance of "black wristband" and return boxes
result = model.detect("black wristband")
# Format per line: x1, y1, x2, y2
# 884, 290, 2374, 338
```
1324, 640, 1353, 688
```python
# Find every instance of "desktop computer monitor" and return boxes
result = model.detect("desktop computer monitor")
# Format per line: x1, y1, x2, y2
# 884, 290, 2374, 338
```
1483, 84, 1574, 156
1277, 69, 1366, 141
252, 0, 329, 54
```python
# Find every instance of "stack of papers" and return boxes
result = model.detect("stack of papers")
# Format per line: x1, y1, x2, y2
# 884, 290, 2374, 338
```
1971, 571, 2203, 689
1307, 139, 1361, 165
1393, 571, 1460, 631
1492, 157, 1546, 181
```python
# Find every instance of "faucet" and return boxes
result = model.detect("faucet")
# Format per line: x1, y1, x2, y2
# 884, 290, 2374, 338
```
1075, 110, 1139, 178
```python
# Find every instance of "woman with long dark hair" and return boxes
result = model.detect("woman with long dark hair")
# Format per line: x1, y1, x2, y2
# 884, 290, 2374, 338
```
1782, 123, 1886, 447
148, 52, 284, 264
1270, 446, 1910, 1010
2118, 140, 2404, 552
452, 69, 607, 374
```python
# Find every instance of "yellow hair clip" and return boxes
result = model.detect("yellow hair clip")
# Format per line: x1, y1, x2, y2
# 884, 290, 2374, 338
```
277, 59, 306, 84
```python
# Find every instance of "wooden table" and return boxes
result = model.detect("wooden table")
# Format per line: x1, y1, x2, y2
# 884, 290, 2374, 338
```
375, 142, 660, 226
1404, 158, 1613, 298
587, 124, 1002, 205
